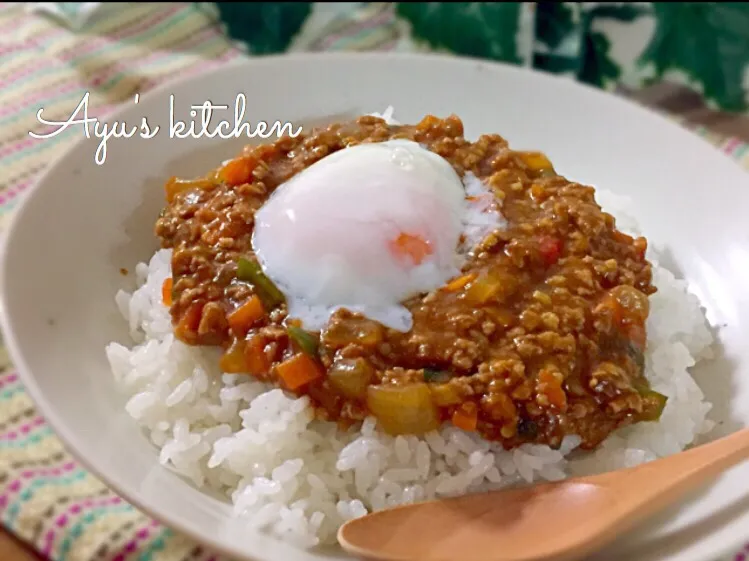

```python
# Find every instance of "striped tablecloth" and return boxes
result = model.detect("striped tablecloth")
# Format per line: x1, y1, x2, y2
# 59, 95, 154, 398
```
0, 3, 747, 561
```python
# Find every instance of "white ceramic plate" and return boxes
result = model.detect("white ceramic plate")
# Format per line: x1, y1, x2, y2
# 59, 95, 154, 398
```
1, 53, 748, 561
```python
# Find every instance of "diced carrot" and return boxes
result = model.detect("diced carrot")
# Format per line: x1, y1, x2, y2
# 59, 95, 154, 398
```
608, 285, 649, 324
175, 303, 203, 340
164, 177, 214, 203
417, 115, 440, 131
389, 233, 433, 266
227, 295, 265, 336
634, 236, 648, 260
219, 339, 248, 373
595, 293, 623, 325
277, 353, 324, 391
451, 402, 478, 432
164, 177, 185, 203
537, 368, 567, 410
162, 277, 173, 306
538, 236, 562, 266
218, 157, 253, 186
244, 335, 270, 376
613, 231, 635, 245
518, 151, 554, 173
444, 273, 476, 292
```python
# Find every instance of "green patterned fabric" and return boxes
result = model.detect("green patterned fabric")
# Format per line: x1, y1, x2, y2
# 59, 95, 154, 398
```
32, 1, 749, 111
212, 2, 749, 112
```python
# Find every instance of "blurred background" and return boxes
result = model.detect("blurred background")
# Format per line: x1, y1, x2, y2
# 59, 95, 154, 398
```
0, 2, 748, 561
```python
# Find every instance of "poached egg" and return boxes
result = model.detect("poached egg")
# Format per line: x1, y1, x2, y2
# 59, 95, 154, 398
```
252, 139, 503, 332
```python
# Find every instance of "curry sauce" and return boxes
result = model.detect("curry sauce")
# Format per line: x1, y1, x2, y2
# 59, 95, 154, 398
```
155, 114, 661, 451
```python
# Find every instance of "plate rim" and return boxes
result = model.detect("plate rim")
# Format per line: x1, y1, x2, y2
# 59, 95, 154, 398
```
0, 51, 747, 561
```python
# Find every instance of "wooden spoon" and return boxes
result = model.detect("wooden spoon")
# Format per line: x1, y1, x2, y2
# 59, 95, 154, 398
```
338, 428, 749, 561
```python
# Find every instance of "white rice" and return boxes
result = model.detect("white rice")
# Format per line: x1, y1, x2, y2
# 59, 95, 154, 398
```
106, 113, 715, 549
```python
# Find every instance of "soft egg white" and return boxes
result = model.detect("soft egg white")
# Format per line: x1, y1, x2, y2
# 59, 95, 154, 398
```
252, 139, 504, 332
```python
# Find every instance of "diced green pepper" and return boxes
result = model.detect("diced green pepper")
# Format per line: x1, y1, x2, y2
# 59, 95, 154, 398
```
423, 368, 452, 383
632, 376, 668, 422
627, 342, 646, 372
287, 326, 319, 356
517, 418, 538, 440
639, 390, 668, 422
632, 376, 650, 395
237, 257, 285, 309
